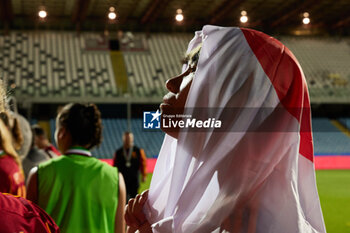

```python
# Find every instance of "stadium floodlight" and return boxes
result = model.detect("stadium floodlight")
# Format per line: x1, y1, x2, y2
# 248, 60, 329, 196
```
175, 9, 184, 22
302, 12, 310, 25
108, 6, 117, 20
175, 13, 184, 22
38, 10, 47, 19
240, 10, 248, 23
108, 12, 117, 20
303, 17, 310, 25
240, 15, 248, 23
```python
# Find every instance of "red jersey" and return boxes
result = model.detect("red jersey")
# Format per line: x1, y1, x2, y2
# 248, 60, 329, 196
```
0, 192, 60, 233
0, 154, 26, 197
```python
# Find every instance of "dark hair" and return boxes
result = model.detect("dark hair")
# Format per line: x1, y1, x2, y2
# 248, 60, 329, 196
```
32, 124, 46, 137
58, 103, 102, 149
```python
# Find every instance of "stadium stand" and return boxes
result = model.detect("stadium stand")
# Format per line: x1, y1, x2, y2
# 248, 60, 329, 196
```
338, 118, 350, 130
281, 37, 350, 103
1, 31, 349, 104
312, 118, 350, 155
123, 33, 192, 97
0, 31, 192, 102
0, 32, 118, 99
2, 31, 349, 159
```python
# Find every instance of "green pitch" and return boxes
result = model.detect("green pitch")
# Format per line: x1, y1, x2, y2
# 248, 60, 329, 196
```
316, 170, 350, 233
139, 170, 350, 233
139, 173, 153, 194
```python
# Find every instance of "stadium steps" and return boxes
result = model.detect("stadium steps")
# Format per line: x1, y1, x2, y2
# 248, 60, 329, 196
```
331, 120, 350, 137
110, 51, 128, 94
338, 118, 350, 130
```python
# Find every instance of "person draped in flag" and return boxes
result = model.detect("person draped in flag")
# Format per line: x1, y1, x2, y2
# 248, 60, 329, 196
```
27, 103, 126, 233
124, 26, 326, 233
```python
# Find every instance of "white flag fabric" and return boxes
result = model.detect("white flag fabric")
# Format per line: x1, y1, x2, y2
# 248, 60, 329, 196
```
144, 25, 326, 233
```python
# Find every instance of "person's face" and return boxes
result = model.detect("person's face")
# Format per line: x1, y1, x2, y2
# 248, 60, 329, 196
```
54, 116, 63, 152
34, 135, 46, 149
54, 113, 71, 154
160, 64, 197, 138
123, 133, 134, 148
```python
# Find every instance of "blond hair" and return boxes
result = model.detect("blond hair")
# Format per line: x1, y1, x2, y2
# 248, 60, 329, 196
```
0, 79, 6, 112
184, 43, 202, 66
0, 79, 22, 168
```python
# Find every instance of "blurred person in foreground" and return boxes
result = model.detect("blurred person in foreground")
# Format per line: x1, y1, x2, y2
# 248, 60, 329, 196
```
0, 80, 60, 233
113, 131, 147, 200
27, 103, 126, 233
32, 124, 61, 158
0, 192, 60, 233
124, 26, 326, 233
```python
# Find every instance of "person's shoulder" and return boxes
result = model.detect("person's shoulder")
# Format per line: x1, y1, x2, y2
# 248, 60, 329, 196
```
0, 193, 60, 232
0, 154, 9, 164
93, 158, 115, 169
133, 146, 145, 154
38, 155, 66, 169
91, 158, 119, 175
115, 147, 123, 154
0, 155, 16, 164
0, 155, 20, 173
27, 148, 50, 162
0, 192, 29, 212
0, 193, 24, 215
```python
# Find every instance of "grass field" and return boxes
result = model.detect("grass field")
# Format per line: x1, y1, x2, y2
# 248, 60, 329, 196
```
139, 173, 152, 194
139, 170, 350, 233
316, 170, 350, 233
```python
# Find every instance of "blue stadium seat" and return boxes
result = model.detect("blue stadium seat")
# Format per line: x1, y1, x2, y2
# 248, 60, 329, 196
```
338, 118, 350, 130
312, 118, 350, 155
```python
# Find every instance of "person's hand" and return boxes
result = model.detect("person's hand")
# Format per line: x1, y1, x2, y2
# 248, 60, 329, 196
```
125, 190, 152, 233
